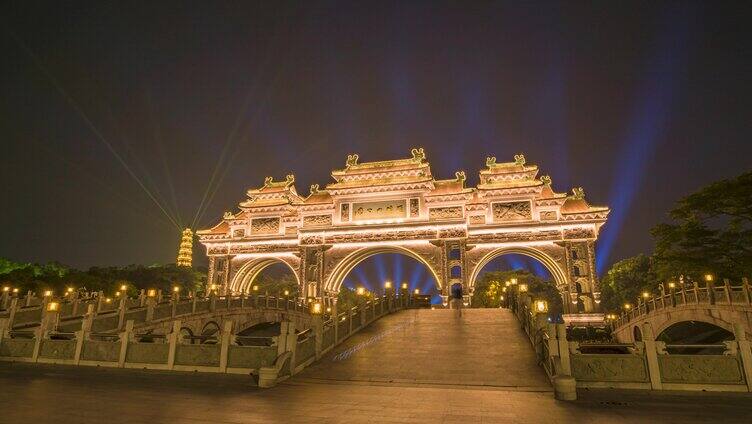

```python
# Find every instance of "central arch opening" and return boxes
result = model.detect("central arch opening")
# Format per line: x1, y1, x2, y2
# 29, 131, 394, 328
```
233, 259, 300, 296
336, 252, 442, 307
471, 252, 564, 317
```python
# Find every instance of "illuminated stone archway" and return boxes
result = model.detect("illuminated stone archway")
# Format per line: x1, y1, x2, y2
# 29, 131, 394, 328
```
198, 149, 609, 317
323, 244, 443, 294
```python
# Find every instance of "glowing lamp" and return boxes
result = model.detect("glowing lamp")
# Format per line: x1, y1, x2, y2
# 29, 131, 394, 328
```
641, 291, 650, 299
356, 287, 365, 296
209, 284, 218, 291
147, 289, 157, 298
283, 289, 290, 296
310, 302, 323, 315
2, 286, 9, 292
46, 302, 59, 312
66, 287, 74, 293
253, 285, 259, 292
12, 288, 18, 294
704, 274, 714, 282
510, 278, 517, 285
624, 303, 632, 310
502, 287, 507, 293
43, 290, 53, 297
668, 282, 676, 289
413, 288, 419, 295
500, 295, 505, 301
105, 298, 112, 303
326, 306, 332, 313
504, 281, 511, 287
120, 284, 128, 291
115, 291, 121, 297
401, 282, 408, 290
307, 297, 313, 303
384, 281, 392, 289
173, 286, 180, 293
519, 283, 528, 293
534, 300, 548, 314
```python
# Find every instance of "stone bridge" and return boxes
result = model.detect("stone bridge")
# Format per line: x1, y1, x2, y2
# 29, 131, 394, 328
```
0, 290, 408, 387
612, 279, 752, 343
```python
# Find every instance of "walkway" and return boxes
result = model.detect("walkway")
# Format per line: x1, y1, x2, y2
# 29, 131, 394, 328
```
299, 308, 551, 389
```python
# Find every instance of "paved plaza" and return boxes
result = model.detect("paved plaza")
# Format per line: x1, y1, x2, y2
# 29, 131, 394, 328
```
1, 309, 751, 423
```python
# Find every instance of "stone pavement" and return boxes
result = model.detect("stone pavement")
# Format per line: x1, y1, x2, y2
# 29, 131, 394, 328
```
1, 308, 752, 423
299, 308, 552, 389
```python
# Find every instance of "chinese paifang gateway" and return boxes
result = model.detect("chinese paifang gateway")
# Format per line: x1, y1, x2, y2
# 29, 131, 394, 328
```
197, 149, 609, 315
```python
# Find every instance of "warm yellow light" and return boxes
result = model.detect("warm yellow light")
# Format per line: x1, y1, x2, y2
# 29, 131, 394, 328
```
401, 282, 408, 290
209, 284, 217, 291
115, 291, 121, 297
310, 302, 323, 315
505, 281, 511, 287
12, 288, 18, 294
624, 303, 632, 310
173, 286, 180, 293
307, 297, 313, 303
66, 287, 74, 293
511, 278, 517, 285
500, 295, 505, 301
534, 300, 548, 314
384, 281, 392, 289
253, 285, 259, 292
413, 288, 419, 295
43, 290, 53, 297
2, 286, 9, 292
326, 306, 332, 313
105, 298, 112, 303
641, 291, 650, 299
284, 289, 290, 296
46, 302, 59, 312
147, 289, 157, 297
519, 283, 528, 293
357, 287, 365, 296
502, 287, 507, 293
120, 284, 128, 291
704, 274, 714, 282
668, 282, 676, 289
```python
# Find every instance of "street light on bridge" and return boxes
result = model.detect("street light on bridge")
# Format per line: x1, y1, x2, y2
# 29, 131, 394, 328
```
534, 300, 548, 314
356, 287, 366, 296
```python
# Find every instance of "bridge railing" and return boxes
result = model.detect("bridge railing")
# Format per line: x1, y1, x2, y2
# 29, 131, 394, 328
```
509, 288, 752, 398
614, 278, 752, 329
0, 290, 410, 388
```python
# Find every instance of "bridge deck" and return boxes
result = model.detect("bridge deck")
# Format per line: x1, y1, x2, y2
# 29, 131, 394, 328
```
299, 308, 551, 389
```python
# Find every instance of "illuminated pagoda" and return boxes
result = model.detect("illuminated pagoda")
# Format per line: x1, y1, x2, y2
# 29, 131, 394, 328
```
176, 228, 194, 267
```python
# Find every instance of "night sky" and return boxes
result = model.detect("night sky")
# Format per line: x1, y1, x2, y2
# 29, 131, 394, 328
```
1, 2, 750, 275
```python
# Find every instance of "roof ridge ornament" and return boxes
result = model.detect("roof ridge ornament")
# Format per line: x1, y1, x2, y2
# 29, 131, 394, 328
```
346, 154, 359, 168
514, 154, 526, 166
309, 184, 320, 195
540, 175, 552, 186
571, 187, 585, 200
223, 211, 234, 220
263, 176, 273, 187
486, 156, 497, 167
285, 174, 295, 187
411, 147, 426, 162
455, 171, 466, 185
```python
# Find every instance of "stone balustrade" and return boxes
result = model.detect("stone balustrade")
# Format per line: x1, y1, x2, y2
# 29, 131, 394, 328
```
510, 291, 752, 400
0, 291, 408, 387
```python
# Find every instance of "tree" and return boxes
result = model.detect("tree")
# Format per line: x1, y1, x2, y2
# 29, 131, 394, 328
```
599, 254, 656, 313
473, 269, 563, 315
652, 171, 752, 282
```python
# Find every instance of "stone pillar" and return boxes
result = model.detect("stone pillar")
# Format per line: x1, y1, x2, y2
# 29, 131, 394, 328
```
118, 320, 134, 367
6, 298, 18, 329
25, 291, 33, 307
145, 296, 156, 322
74, 305, 95, 365
641, 322, 663, 390
733, 324, 752, 392
332, 300, 339, 344
552, 324, 576, 401
219, 321, 234, 373
312, 315, 323, 360
166, 320, 181, 369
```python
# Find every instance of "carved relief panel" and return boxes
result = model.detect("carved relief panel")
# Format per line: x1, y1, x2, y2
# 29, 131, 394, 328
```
492, 201, 532, 222
303, 214, 333, 227
409, 198, 420, 217
251, 217, 280, 235
340, 203, 350, 222
429, 206, 463, 219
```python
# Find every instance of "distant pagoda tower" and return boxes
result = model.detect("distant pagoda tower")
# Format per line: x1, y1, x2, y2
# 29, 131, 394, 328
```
176, 228, 194, 267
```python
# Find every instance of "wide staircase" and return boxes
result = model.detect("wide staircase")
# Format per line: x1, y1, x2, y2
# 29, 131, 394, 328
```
297, 308, 551, 390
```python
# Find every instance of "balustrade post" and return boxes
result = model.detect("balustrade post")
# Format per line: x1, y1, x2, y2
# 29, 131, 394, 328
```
166, 320, 181, 370
74, 305, 94, 365
139, 289, 146, 307
118, 320, 133, 367
157, 290, 164, 304
171, 295, 178, 318
692, 282, 699, 304
313, 315, 323, 360
723, 279, 732, 304
641, 323, 663, 390
265, 291, 270, 308
349, 306, 355, 334
732, 324, 752, 392
219, 320, 233, 373
743, 278, 751, 305
209, 293, 217, 313
7, 298, 18, 329
116, 294, 127, 331
0, 291, 8, 310
192, 294, 197, 313
25, 291, 33, 307
707, 280, 716, 305
332, 301, 339, 344
145, 296, 156, 321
